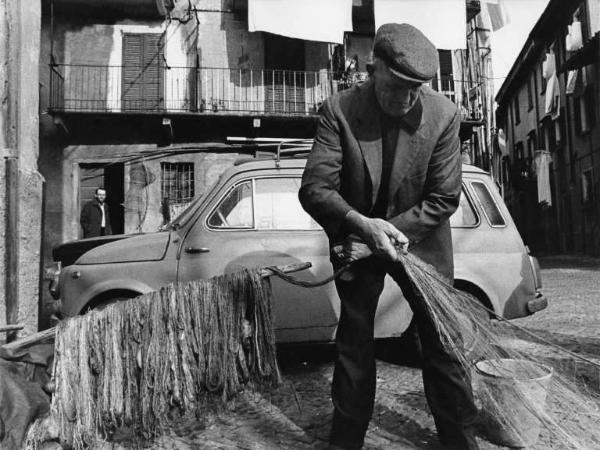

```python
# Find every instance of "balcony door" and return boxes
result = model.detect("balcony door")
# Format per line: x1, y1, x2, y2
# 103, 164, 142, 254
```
431, 49, 455, 102
121, 33, 164, 111
264, 34, 306, 114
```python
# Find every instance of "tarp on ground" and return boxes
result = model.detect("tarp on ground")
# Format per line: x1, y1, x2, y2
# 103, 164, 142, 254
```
0, 343, 53, 449
248, 0, 353, 44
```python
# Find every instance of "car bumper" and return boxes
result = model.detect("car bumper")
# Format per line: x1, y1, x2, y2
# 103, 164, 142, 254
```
527, 291, 547, 314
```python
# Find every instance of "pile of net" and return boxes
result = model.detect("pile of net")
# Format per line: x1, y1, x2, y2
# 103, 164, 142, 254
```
399, 252, 600, 449
35, 268, 280, 449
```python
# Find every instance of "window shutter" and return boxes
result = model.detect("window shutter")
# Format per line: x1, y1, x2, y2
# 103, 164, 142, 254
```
439, 50, 453, 77
437, 50, 454, 97
122, 34, 143, 110
142, 33, 162, 93
122, 33, 164, 110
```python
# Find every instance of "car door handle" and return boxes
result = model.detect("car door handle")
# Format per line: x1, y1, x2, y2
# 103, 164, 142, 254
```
185, 247, 210, 254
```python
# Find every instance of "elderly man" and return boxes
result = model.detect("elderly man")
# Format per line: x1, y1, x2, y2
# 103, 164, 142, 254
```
80, 188, 112, 238
299, 23, 479, 449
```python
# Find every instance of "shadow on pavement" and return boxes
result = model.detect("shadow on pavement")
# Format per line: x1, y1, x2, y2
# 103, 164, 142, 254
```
502, 326, 600, 394
273, 339, 441, 449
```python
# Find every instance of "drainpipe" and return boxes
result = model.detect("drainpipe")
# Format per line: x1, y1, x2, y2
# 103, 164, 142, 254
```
4, 158, 19, 342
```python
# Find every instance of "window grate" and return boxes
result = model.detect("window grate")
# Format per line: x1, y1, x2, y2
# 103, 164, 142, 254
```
161, 162, 195, 204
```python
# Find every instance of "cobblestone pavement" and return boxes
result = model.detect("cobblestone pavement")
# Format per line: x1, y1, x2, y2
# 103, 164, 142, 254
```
115, 255, 600, 450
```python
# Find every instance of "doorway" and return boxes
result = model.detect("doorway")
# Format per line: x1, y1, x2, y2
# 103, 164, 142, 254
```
263, 33, 306, 113
79, 163, 125, 236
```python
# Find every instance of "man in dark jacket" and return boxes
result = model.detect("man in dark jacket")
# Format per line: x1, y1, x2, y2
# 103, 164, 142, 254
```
299, 23, 479, 450
80, 188, 112, 238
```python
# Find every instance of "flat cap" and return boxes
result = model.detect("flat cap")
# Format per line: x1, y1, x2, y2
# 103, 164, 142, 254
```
373, 23, 438, 83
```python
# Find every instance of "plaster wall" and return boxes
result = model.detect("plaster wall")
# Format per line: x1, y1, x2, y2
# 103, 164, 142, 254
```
63, 19, 196, 111
510, 83, 539, 154
122, 152, 240, 234
59, 145, 240, 241
55, 5, 330, 114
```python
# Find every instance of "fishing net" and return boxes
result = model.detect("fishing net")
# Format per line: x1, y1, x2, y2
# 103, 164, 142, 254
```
40, 268, 279, 449
23, 252, 600, 449
399, 252, 600, 449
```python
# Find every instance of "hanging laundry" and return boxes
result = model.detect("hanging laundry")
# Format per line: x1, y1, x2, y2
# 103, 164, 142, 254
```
566, 19, 583, 52
482, 0, 511, 32
497, 128, 508, 157
534, 151, 553, 207
248, 0, 353, 44
542, 52, 555, 79
373, 0, 467, 49
566, 69, 579, 95
543, 52, 560, 118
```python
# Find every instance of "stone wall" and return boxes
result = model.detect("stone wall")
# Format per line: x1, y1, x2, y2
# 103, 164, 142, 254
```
0, 0, 43, 336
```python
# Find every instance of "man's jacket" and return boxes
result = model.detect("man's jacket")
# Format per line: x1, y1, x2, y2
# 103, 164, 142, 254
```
299, 79, 462, 278
80, 200, 112, 238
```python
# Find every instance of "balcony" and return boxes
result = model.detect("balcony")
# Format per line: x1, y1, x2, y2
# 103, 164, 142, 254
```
49, 64, 337, 116
48, 64, 479, 122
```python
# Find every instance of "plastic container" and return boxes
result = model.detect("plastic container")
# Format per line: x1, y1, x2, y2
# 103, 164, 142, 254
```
475, 358, 553, 448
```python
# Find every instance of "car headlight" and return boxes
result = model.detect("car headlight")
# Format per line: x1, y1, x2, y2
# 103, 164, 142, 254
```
45, 263, 61, 300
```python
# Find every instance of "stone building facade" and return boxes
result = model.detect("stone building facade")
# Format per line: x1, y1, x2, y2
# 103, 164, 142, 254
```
496, 0, 600, 254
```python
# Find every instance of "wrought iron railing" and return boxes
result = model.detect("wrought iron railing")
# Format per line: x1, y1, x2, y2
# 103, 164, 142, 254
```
48, 64, 479, 120
48, 64, 338, 115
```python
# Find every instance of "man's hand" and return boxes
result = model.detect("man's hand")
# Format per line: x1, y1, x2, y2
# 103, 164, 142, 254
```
344, 211, 409, 261
332, 236, 373, 264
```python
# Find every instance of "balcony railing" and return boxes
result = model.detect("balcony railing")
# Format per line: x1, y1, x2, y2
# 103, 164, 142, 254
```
48, 64, 479, 120
49, 64, 337, 116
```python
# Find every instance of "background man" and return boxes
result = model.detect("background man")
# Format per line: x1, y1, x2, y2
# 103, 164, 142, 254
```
299, 23, 479, 450
80, 188, 112, 238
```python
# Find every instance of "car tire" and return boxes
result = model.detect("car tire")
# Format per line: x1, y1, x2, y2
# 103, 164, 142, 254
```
82, 293, 138, 314
94, 297, 129, 311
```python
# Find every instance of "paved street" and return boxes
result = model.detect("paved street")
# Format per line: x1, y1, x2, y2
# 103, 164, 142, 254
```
115, 255, 600, 450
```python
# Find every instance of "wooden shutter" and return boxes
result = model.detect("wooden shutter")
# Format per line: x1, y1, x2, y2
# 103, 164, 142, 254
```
264, 34, 306, 114
122, 33, 164, 111
438, 49, 454, 94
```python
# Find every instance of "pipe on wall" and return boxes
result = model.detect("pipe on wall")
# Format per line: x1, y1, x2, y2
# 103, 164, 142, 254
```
2, 0, 21, 342
4, 157, 19, 342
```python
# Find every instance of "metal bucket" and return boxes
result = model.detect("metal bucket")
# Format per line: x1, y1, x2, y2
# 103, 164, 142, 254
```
475, 358, 553, 448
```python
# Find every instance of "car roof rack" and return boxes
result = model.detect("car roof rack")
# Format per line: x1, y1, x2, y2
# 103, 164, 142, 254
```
227, 137, 313, 166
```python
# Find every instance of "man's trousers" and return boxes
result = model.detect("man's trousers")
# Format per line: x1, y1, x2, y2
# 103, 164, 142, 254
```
328, 256, 479, 449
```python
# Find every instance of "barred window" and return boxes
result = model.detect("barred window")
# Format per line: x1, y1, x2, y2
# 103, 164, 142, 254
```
161, 162, 195, 204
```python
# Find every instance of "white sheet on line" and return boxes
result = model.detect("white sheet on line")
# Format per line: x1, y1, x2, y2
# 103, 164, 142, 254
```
374, 0, 467, 49
248, 0, 353, 44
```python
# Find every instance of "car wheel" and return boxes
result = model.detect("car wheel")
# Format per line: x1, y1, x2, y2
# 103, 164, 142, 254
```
82, 293, 137, 314
94, 297, 130, 311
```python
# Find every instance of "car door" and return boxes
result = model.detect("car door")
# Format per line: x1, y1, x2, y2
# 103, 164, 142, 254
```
177, 169, 338, 343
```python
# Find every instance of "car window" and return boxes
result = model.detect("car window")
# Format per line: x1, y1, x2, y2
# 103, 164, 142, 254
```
255, 178, 322, 230
208, 181, 253, 228
449, 187, 478, 227
471, 181, 506, 226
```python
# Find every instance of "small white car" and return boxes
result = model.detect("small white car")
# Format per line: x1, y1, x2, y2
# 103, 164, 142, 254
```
50, 157, 547, 343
